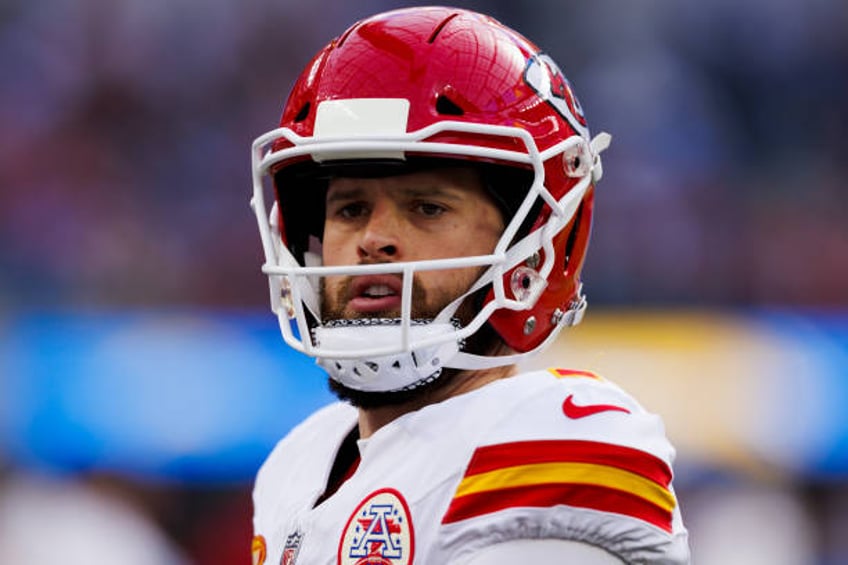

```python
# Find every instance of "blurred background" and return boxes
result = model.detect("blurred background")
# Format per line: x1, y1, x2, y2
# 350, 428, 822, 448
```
1, 0, 846, 563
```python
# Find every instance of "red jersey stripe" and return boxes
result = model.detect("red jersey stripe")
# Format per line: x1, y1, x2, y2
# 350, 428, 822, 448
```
442, 482, 673, 532
463, 440, 673, 488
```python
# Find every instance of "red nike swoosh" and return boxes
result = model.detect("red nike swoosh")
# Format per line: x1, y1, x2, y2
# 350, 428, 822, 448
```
562, 394, 631, 419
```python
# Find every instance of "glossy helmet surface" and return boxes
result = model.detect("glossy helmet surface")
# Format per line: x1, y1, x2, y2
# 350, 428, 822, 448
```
251, 6, 610, 392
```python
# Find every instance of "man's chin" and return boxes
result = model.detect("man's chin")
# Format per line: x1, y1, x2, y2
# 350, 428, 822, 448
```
327, 369, 458, 409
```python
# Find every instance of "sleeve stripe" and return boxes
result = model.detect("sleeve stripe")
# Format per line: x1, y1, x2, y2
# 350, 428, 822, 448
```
453, 461, 676, 513
442, 482, 674, 532
441, 440, 677, 531
463, 440, 673, 488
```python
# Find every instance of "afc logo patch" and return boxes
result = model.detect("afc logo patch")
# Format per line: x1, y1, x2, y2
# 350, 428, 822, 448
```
338, 488, 414, 565
524, 53, 590, 140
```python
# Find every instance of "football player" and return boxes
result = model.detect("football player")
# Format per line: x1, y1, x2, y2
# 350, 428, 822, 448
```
249, 7, 689, 564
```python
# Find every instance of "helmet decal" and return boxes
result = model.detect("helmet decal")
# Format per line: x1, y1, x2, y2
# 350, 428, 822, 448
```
524, 53, 590, 139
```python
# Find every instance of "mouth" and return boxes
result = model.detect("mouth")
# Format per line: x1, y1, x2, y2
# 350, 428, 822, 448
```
346, 275, 403, 314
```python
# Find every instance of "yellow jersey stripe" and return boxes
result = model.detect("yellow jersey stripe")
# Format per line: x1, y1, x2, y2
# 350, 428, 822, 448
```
455, 461, 676, 513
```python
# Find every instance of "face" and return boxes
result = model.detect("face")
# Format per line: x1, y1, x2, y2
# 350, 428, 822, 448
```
321, 166, 505, 321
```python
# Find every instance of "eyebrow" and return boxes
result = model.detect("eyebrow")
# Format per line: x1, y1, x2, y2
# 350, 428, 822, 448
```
326, 184, 466, 204
325, 186, 365, 205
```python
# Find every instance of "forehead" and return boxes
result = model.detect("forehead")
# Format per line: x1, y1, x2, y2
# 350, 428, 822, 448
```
326, 166, 488, 198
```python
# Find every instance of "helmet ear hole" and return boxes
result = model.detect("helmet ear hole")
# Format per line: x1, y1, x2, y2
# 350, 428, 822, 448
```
563, 202, 584, 271
294, 102, 311, 122
435, 94, 464, 116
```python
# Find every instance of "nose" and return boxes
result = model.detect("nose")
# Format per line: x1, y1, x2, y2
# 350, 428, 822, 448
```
357, 201, 401, 261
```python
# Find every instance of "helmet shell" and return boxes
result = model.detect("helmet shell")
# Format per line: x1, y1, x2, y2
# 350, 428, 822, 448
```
270, 6, 597, 355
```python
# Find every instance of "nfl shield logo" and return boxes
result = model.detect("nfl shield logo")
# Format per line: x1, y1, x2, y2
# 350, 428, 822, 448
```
281, 531, 304, 565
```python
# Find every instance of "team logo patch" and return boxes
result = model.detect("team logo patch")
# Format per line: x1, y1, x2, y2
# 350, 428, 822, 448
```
281, 531, 304, 565
525, 53, 590, 139
338, 488, 414, 565
251, 535, 267, 565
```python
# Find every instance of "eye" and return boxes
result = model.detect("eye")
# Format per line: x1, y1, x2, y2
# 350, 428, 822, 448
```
414, 201, 447, 217
334, 201, 368, 219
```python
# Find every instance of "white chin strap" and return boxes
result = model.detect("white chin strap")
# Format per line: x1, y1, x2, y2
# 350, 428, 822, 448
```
313, 321, 463, 392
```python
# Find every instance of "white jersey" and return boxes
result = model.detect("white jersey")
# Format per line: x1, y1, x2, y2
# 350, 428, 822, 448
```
252, 369, 690, 564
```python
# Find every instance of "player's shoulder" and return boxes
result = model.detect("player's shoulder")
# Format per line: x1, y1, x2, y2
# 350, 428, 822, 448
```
254, 401, 357, 489
481, 367, 670, 454
286, 400, 358, 442
461, 367, 679, 508
437, 369, 689, 563
533, 367, 642, 405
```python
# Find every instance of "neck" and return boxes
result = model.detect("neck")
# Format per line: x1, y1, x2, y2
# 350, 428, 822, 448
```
357, 364, 517, 438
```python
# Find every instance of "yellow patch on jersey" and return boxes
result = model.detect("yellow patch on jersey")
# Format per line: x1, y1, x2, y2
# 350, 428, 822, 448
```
548, 368, 604, 380
251, 535, 267, 565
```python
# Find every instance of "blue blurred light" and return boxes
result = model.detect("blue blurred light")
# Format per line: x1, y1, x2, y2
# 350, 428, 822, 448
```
0, 309, 335, 484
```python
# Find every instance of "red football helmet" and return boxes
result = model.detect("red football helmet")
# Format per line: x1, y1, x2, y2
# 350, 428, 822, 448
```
251, 7, 610, 392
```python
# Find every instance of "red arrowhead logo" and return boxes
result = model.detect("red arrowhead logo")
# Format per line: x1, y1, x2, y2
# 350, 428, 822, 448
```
562, 394, 630, 419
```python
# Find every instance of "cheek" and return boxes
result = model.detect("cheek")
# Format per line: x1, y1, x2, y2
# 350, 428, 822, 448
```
321, 275, 349, 316
417, 266, 481, 302
320, 235, 350, 267
432, 213, 502, 258
465, 212, 504, 253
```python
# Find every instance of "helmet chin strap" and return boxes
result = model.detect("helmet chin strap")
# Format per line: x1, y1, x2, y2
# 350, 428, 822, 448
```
313, 319, 464, 392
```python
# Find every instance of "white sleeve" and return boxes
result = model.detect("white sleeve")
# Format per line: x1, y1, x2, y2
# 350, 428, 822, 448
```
456, 539, 625, 565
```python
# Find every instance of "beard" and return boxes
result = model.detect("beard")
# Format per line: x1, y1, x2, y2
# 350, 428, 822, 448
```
318, 272, 495, 409
321, 273, 458, 322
